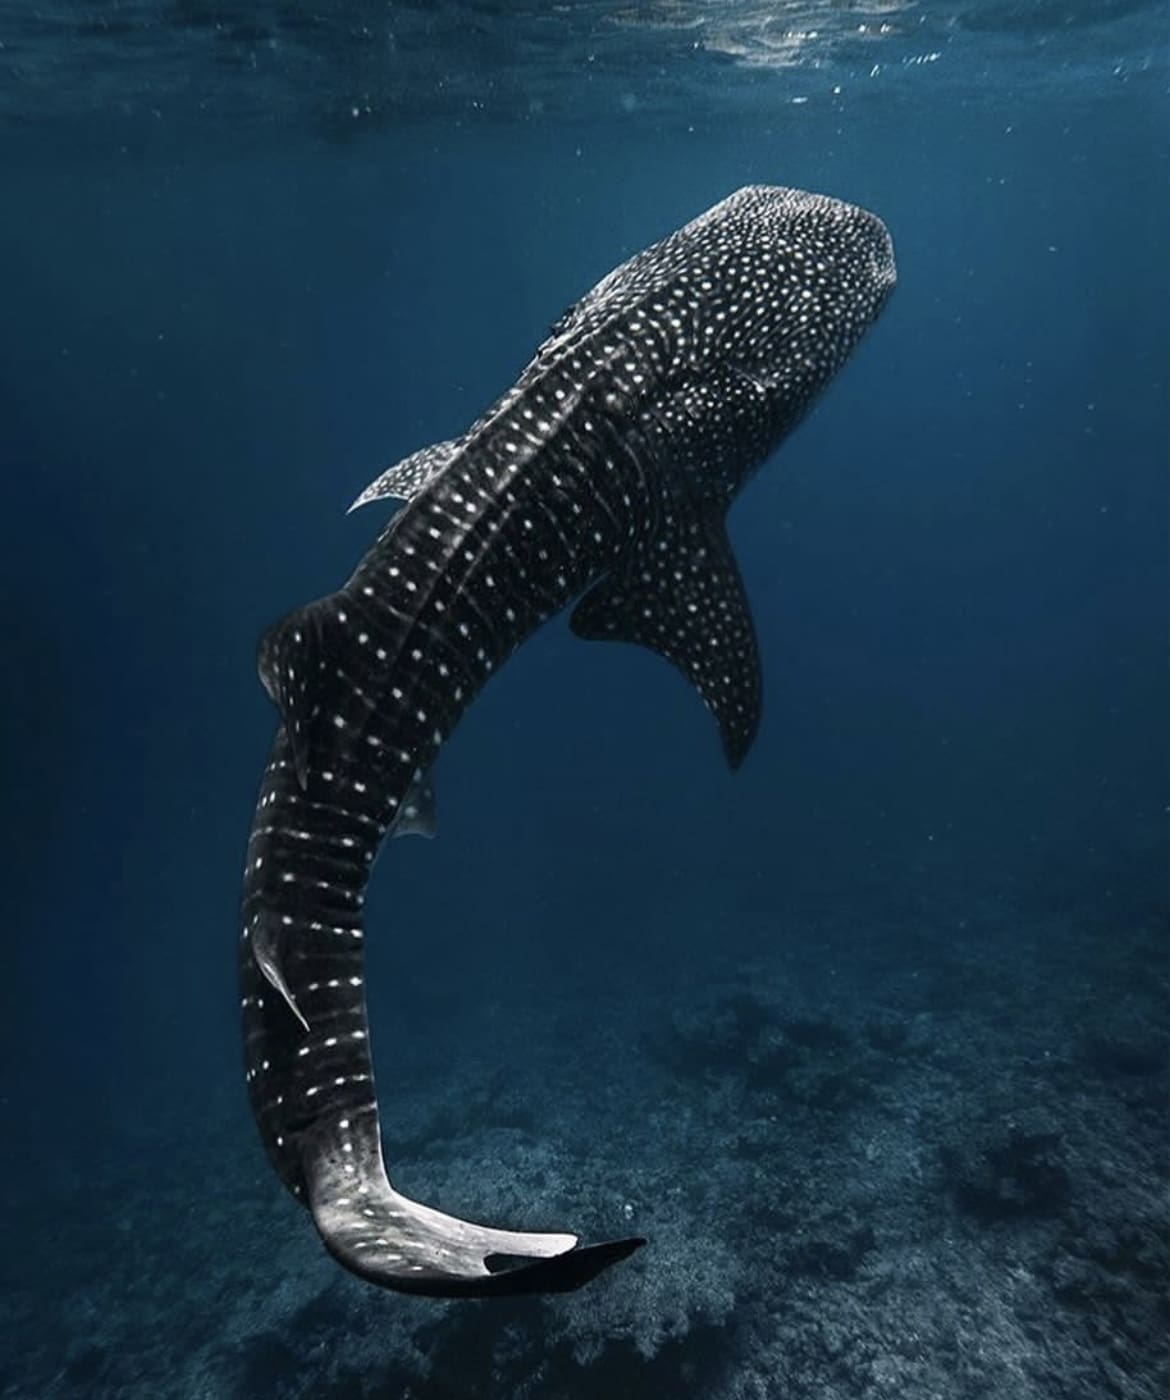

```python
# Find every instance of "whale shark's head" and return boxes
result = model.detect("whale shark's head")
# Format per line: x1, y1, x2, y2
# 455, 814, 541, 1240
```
672, 185, 894, 444
741, 183, 896, 379
758, 182, 896, 294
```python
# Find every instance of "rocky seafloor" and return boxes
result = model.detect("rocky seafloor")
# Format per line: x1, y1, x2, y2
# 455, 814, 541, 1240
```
3, 892, 1166, 1400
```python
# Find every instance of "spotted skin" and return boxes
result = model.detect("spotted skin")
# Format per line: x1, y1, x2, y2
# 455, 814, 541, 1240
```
241, 185, 896, 1297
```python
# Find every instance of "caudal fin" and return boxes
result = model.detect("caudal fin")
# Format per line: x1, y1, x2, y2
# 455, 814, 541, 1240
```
303, 1110, 644, 1297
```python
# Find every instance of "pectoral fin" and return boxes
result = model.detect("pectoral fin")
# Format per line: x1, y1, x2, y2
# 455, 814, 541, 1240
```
570, 508, 761, 768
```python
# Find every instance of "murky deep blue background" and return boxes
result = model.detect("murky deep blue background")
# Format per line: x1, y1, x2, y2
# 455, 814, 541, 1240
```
0, 28, 1166, 1397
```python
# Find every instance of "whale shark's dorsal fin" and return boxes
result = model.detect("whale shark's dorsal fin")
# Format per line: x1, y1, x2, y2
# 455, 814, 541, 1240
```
570, 504, 761, 769
348, 438, 462, 513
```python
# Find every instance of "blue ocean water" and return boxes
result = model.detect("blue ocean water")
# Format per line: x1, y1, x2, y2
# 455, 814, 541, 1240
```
1, 4, 1167, 1397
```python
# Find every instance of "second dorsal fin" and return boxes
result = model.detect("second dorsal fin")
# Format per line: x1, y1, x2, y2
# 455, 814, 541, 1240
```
256, 595, 350, 791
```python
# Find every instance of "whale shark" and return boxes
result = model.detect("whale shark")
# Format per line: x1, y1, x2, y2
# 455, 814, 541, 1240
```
240, 185, 896, 1297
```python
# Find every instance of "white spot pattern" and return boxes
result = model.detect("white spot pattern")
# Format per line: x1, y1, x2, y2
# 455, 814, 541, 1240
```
241, 184, 894, 1289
